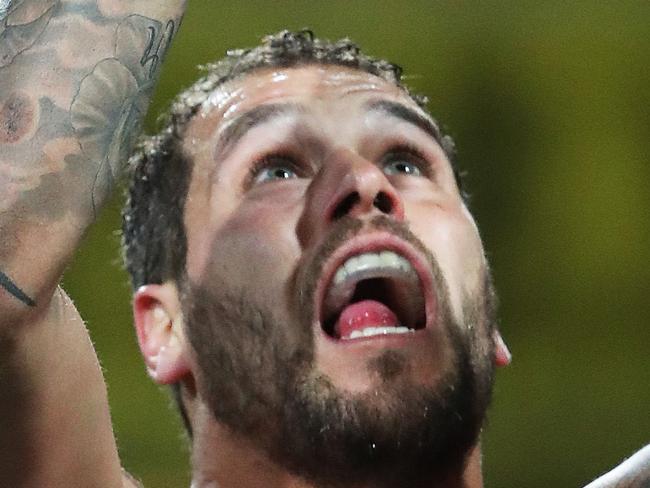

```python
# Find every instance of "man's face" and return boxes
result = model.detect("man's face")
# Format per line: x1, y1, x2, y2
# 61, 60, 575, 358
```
180, 65, 496, 486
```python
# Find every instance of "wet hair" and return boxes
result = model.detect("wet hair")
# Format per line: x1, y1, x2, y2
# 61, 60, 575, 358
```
121, 29, 458, 435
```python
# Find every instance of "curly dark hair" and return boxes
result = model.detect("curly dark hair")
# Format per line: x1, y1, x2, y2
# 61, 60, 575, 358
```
122, 29, 457, 293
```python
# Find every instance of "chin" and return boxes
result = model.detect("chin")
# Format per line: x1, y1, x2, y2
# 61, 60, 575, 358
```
274, 321, 493, 488
185, 214, 498, 488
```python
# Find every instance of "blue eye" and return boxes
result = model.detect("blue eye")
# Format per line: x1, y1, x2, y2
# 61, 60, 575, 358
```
250, 156, 300, 185
381, 147, 429, 178
255, 166, 297, 183
382, 158, 423, 177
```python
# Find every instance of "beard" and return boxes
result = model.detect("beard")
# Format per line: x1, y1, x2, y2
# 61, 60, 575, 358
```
182, 215, 497, 488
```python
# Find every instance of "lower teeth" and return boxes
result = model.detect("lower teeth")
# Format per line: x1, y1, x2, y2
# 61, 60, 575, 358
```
345, 326, 414, 340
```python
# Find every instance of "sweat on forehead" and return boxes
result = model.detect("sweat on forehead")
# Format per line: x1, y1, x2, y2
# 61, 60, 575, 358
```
162, 30, 438, 144
182, 65, 436, 147
122, 30, 459, 294
197, 65, 409, 116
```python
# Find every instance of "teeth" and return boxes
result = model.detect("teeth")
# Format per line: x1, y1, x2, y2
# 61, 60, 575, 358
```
379, 250, 402, 270
332, 251, 416, 287
345, 326, 415, 340
323, 251, 424, 333
323, 250, 423, 327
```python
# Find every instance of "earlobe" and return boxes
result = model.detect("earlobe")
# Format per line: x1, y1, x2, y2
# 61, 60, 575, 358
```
153, 333, 191, 384
133, 283, 191, 384
493, 329, 512, 367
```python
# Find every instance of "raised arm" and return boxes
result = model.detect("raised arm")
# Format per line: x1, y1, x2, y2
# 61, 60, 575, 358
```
0, 1, 186, 486
0, 0, 185, 322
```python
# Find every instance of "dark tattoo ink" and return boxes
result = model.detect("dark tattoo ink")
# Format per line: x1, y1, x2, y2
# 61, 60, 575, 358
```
71, 58, 142, 181
71, 15, 177, 206
115, 15, 176, 86
0, 270, 35, 307
140, 20, 175, 79
0, 0, 57, 68
0, 91, 36, 143
1, 5, 183, 298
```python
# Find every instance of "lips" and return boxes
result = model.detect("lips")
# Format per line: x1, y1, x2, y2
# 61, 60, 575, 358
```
314, 233, 434, 342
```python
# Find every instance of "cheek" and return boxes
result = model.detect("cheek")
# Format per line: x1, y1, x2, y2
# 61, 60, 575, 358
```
188, 190, 304, 288
408, 203, 485, 320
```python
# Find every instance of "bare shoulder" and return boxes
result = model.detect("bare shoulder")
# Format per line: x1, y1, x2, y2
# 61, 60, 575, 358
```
584, 445, 650, 488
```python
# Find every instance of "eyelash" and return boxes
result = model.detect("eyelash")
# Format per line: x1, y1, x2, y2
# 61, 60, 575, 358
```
245, 152, 306, 187
245, 143, 432, 189
380, 143, 433, 178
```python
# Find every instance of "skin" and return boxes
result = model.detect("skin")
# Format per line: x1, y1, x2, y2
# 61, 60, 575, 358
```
135, 65, 507, 488
0, 0, 185, 486
188, 67, 487, 387
0, 1, 645, 484
134, 65, 649, 488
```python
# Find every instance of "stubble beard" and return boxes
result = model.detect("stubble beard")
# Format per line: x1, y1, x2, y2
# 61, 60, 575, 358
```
183, 216, 497, 488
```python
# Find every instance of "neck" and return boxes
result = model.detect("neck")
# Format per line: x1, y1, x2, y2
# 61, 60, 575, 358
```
189, 405, 484, 488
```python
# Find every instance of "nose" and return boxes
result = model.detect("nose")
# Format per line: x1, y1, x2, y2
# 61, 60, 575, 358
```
297, 148, 405, 248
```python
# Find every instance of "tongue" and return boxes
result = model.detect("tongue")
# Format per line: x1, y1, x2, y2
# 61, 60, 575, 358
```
334, 299, 400, 339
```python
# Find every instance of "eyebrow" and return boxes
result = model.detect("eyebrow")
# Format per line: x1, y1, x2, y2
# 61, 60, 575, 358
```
365, 100, 443, 145
213, 102, 303, 162
212, 99, 443, 164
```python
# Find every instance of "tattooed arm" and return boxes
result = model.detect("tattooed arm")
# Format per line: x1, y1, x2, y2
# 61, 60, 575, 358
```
0, 0, 184, 320
0, 0, 186, 486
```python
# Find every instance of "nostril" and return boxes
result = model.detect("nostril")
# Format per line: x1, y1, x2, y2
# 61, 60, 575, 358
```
332, 192, 360, 220
373, 192, 393, 214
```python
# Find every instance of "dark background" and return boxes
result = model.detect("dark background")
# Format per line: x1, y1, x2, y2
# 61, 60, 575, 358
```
62, 1, 650, 487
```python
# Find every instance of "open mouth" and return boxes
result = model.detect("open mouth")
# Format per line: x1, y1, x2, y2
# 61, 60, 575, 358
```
320, 250, 427, 341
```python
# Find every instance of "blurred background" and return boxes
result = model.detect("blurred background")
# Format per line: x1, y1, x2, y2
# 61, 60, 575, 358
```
61, 1, 650, 487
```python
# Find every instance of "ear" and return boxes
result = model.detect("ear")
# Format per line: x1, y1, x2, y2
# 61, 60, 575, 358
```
493, 329, 512, 367
133, 283, 190, 384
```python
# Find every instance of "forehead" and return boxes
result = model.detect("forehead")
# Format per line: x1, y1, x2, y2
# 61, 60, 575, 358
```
183, 65, 427, 145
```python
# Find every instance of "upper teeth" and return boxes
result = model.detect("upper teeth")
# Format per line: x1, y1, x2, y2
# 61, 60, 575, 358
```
323, 251, 422, 323
333, 251, 414, 286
